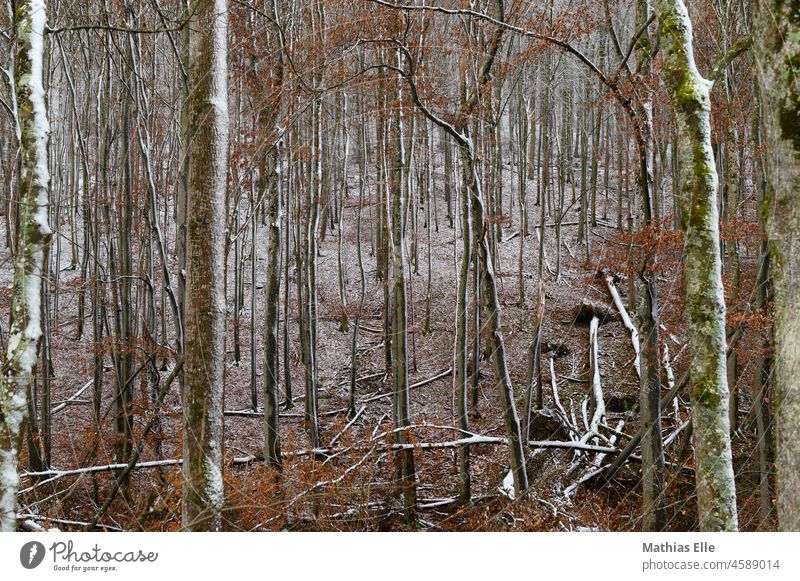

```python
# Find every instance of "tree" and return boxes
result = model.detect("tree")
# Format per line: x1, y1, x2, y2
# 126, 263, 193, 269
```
258, 0, 286, 471
632, 0, 666, 532
376, 0, 529, 496
655, 0, 738, 531
753, 0, 800, 532
389, 72, 417, 513
182, 0, 229, 532
0, 0, 785, 533
0, 0, 52, 532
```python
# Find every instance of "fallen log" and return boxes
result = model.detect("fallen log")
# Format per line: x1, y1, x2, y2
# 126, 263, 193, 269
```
587, 316, 607, 435
604, 274, 641, 378
21, 431, 624, 493
574, 299, 619, 325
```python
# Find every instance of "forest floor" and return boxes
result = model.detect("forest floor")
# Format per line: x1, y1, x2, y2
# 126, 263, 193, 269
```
1, 153, 774, 532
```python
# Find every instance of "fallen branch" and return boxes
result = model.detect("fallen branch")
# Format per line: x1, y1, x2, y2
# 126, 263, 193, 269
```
18, 519, 51, 532
224, 409, 303, 418
338, 371, 385, 387
329, 405, 366, 446
604, 274, 641, 378
52, 379, 93, 415
17, 513, 121, 531
360, 367, 452, 403
587, 316, 606, 435
21, 459, 184, 490
563, 465, 609, 497
664, 417, 691, 448
372, 413, 390, 439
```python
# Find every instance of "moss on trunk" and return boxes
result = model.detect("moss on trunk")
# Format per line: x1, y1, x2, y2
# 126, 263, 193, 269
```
182, 0, 229, 532
656, 0, 738, 532
0, 0, 52, 532
755, 0, 800, 531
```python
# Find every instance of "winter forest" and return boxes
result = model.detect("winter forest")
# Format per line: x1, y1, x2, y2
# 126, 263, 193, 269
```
0, 0, 799, 533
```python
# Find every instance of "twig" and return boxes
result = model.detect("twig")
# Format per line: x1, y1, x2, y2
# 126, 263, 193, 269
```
360, 367, 452, 403
329, 405, 366, 446
84, 359, 184, 529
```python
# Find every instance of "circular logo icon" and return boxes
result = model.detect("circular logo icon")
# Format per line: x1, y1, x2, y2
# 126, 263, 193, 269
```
20, 541, 46, 569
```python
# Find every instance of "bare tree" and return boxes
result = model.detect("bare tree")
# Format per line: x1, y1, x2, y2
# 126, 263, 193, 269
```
754, 0, 800, 532
182, 0, 229, 532
389, 70, 417, 513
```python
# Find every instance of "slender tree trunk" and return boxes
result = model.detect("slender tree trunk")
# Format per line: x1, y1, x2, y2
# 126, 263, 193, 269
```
632, 0, 666, 532
348, 110, 368, 416
261, 0, 285, 470
443, 130, 454, 229
463, 145, 529, 494
176, 0, 190, 350
389, 80, 417, 515
453, 145, 472, 502
263, 152, 282, 469
638, 276, 666, 531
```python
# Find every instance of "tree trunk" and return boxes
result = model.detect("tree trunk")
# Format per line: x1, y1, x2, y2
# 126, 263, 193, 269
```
389, 80, 417, 515
464, 145, 529, 495
754, 0, 800, 532
632, 0, 666, 532
263, 153, 282, 470
656, 0, 738, 531
182, 0, 229, 532
453, 144, 472, 503
261, 0, 285, 470
0, 0, 52, 532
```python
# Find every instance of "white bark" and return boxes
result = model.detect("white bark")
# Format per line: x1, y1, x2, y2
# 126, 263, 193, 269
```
588, 317, 606, 435
606, 275, 641, 378
656, 0, 738, 531
0, 0, 51, 532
